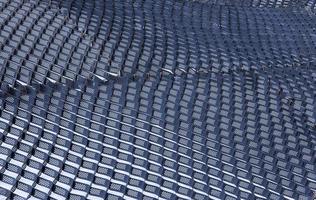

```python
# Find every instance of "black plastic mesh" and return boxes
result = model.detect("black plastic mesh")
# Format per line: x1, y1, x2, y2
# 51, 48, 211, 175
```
0, 0, 315, 199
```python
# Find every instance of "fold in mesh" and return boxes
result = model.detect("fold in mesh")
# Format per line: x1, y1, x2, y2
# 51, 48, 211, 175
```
0, 0, 315, 199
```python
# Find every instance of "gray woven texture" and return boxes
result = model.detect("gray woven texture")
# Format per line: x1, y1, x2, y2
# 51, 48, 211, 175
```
0, 0, 315, 199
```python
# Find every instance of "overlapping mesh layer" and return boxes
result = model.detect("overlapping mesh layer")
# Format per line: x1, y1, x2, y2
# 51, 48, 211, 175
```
0, 0, 315, 199
189, 0, 316, 8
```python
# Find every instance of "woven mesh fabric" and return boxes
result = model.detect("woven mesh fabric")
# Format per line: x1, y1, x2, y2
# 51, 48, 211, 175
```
0, 0, 315, 199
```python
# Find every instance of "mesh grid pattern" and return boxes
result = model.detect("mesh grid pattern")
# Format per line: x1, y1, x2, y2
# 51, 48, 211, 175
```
0, 0, 315, 199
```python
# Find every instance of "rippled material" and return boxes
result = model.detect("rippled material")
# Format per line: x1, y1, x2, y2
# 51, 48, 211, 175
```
0, 0, 315, 199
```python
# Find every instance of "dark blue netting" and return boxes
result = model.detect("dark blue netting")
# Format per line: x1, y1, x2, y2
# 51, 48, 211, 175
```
0, 0, 315, 199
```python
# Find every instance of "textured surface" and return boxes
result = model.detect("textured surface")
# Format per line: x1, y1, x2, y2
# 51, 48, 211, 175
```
0, 0, 315, 199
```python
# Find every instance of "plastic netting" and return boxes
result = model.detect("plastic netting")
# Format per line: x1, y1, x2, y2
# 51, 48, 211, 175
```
0, 0, 315, 199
